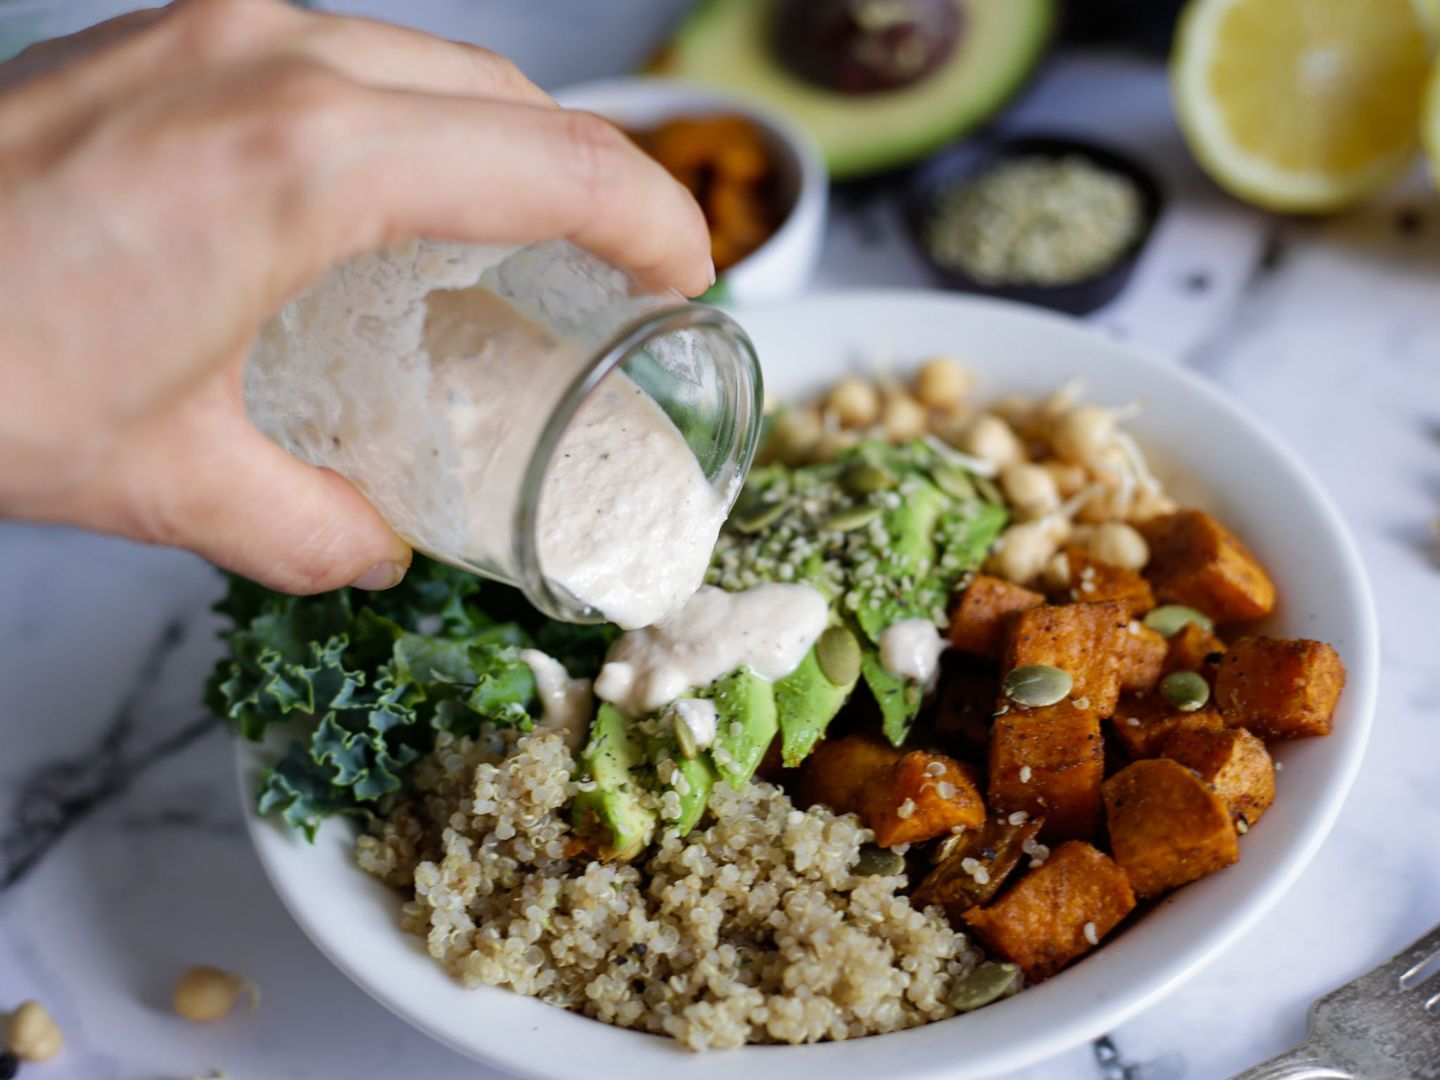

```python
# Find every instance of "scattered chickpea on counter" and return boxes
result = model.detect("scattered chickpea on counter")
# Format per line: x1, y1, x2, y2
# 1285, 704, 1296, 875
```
172, 966, 258, 1023
3, 1001, 61, 1064
761, 359, 1178, 590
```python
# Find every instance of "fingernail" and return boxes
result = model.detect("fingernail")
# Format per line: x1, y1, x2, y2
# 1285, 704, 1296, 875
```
350, 561, 406, 591
706, 258, 717, 287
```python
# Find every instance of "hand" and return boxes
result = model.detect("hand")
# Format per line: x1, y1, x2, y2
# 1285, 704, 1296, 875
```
0, 0, 712, 593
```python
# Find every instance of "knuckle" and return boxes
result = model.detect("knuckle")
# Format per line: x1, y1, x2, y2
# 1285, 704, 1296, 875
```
465, 47, 533, 98
237, 60, 353, 170
166, 0, 291, 60
561, 109, 628, 201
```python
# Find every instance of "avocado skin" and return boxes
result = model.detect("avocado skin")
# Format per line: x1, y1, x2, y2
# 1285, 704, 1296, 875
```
774, 646, 858, 768
572, 703, 656, 861
707, 668, 780, 790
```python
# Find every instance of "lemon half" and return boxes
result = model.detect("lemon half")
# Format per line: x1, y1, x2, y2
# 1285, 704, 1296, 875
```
1172, 0, 1435, 212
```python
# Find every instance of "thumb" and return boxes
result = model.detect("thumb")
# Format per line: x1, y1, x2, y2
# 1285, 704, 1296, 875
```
110, 384, 413, 595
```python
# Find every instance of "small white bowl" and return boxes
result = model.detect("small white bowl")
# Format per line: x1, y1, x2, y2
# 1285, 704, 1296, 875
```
554, 77, 828, 305
238, 291, 1377, 1079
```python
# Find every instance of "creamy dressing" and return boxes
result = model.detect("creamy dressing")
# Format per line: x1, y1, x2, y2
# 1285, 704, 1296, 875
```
595, 584, 830, 715
878, 618, 948, 687
667, 698, 719, 751
519, 648, 594, 752
424, 286, 726, 630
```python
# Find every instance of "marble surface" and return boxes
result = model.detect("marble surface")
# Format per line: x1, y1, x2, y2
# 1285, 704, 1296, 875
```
3, 7, 1440, 1079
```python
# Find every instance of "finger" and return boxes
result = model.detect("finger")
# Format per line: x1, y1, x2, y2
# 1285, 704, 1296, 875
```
269, 88, 712, 297
107, 378, 413, 595
289, 12, 556, 106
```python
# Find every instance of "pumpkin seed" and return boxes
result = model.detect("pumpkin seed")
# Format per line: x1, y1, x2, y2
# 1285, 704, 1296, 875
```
842, 462, 896, 496
947, 961, 1022, 1012
1160, 670, 1210, 712
931, 464, 977, 501
854, 845, 906, 877
672, 713, 698, 760
820, 505, 884, 532
1002, 664, 1073, 707
815, 625, 861, 686
1143, 604, 1214, 638
731, 500, 791, 535
974, 474, 1004, 505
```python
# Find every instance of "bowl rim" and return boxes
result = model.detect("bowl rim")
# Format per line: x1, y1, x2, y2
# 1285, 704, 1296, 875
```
553, 75, 829, 289
237, 289, 1378, 1080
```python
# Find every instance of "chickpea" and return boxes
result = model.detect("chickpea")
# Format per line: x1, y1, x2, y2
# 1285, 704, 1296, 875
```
928, 405, 973, 447
999, 463, 1060, 519
1087, 522, 1149, 570
813, 426, 862, 461
1041, 460, 1089, 498
880, 391, 928, 441
768, 406, 822, 466
988, 394, 1037, 430
5, 1001, 62, 1062
826, 377, 881, 429
1129, 487, 1178, 521
1051, 405, 1116, 464
1040, 550, 1072, 591
172, 967, 257, 1023
1076, 484, 1135, 524
912, 357, 974, 411
960, 413, 1026, 469
986, 517, 1068, 585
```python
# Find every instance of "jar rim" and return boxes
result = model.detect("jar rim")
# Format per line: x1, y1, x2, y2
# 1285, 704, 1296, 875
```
512, 302, 763, 624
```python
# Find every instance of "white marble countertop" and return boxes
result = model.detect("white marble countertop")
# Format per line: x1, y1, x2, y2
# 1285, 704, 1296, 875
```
3, 6, 1440, 1079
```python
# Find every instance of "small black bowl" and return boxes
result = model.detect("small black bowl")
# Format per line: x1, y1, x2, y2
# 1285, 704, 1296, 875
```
902, 133, 1163, 315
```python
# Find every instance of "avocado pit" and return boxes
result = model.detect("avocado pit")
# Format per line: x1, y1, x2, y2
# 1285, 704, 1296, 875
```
773, 0, 963, 94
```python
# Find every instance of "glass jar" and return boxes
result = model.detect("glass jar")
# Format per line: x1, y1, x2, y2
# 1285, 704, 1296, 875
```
245, 239, 762, 627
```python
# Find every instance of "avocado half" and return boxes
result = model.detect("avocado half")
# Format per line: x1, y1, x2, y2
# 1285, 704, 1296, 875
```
659, 0, 1055, 179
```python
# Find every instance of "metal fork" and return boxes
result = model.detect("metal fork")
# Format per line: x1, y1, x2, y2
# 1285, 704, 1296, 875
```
1230, 923, 1440, 1079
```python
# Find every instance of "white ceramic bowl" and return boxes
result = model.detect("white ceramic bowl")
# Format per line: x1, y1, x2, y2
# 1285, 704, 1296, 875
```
554, 77, 828, 305
238, 292, 1377, 1080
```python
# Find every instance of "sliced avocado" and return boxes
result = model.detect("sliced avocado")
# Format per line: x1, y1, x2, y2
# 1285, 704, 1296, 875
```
774, 630, 861, 768
705, 667, 779, 790
572, 704, 656, 861
646, 729, 718, 837
862, 646, 926, 747
856, 476, 947, 641
661, 0, 1054, 179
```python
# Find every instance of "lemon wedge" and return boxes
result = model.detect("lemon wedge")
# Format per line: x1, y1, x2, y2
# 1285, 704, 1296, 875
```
1172, 0, 1435, 212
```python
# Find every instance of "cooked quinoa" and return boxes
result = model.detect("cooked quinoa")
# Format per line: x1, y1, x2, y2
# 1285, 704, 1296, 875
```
357, 729, 983, 1050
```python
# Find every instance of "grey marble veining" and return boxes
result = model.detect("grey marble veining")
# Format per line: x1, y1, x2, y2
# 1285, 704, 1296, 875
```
2, 8, 1439, 1079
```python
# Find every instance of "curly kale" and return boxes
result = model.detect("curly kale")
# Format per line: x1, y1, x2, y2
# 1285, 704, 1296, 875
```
207, 557, 609, 839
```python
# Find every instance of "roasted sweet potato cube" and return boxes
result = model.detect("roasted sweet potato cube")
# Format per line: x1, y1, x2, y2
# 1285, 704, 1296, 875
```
948, 574, 1044, 658
1107, 693, 1226, 758
1002, 600, 1130, 717
1138, 510, 1276, 622
1163, 621, 1227, 680
962, 841, 1136, 981
862, 751, 986, 847
796, 734, 901, 814
913, 813, 1043, 917
1155, 726, 1275, 828
1055, 548, 1156, 616
989, 702, 1103, 842
1119, 623, 1167, 694
1104, 759, 1238, 898
1215, 636, 1347, 739
933, 655, 999, 758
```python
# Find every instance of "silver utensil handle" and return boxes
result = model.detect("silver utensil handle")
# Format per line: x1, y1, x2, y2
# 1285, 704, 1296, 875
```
1228, 1044, 1353, 1080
